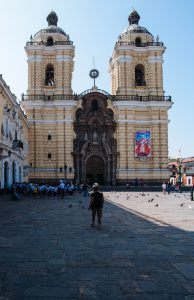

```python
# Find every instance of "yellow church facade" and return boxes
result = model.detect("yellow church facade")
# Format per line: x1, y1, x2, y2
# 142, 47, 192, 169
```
21, 10, 173, 185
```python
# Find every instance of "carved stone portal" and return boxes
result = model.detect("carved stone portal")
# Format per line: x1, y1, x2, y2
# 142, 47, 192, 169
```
72, 92, 118, 185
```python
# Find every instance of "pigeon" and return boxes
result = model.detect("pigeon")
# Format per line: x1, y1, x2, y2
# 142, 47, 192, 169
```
68, 204, 72, 208
150, 198, 154, 202
180, 203, 185, 207
155, 204, 159, 207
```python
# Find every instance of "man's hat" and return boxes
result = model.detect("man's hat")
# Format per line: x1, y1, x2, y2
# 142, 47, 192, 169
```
93, 182, 99, 188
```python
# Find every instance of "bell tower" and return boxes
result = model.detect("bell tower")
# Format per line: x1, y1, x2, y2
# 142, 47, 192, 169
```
109, 10, 173, 184
25, 11, 74, 96
109, 10, 165, 96
22, 12, 75, 183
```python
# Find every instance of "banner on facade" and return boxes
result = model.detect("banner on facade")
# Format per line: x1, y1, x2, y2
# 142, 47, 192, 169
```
135, 131, 151, 157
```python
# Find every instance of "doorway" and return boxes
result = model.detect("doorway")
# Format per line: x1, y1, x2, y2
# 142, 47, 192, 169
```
4, 161, 9, 188
86, 155, 104, 185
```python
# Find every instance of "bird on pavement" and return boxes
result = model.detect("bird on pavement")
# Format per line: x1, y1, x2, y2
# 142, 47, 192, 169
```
155, 204, 159, 207
180, 203, 185, 207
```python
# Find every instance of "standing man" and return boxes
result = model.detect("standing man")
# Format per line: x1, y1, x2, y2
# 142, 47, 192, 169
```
82, 182, 88, 197
59, 180, 65, 198
162, 182, 167, 194
88, 183, 104, 229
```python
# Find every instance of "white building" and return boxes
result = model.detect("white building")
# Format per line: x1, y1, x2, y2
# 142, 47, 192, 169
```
0, 75, 29, 189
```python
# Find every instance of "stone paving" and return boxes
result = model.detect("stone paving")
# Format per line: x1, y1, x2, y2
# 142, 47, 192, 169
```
0, 191, 194, 300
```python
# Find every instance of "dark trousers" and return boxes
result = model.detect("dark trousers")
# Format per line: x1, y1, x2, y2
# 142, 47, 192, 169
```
92, 208, 102, 225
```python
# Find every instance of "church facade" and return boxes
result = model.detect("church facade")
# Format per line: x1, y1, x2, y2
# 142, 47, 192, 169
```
21, 10, 173, 185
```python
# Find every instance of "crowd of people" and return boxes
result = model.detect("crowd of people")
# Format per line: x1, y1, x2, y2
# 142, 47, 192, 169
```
13, 181, 89, 198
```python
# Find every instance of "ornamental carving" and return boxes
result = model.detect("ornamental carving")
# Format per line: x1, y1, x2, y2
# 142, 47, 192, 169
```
72, 92, 118, 185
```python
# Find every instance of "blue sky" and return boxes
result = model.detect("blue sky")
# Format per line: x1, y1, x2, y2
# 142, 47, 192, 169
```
0, 0, 193, 159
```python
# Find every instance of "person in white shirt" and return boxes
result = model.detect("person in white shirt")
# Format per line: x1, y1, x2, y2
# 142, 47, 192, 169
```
162, 182, 167, 194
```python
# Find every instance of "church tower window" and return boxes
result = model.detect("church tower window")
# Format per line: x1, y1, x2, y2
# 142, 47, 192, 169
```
45, 64, 54, 86
135, 37, 141, 47
47, 37, 53, 46
135, 64, 146, 86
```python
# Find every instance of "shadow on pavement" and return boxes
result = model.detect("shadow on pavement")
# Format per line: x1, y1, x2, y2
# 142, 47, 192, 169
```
0, 194, 194, 299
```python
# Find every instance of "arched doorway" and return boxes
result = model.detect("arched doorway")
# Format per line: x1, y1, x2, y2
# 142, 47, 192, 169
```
86, 155, 104, 185
4, 161, 9, 188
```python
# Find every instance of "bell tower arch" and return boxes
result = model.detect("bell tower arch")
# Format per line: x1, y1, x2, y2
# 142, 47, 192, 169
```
25, 11, 74, 96
109, 10, 165, 97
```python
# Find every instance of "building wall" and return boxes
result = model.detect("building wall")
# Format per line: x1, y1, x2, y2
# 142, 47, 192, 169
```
22, 11, 172, 185
0, 75, 29, 188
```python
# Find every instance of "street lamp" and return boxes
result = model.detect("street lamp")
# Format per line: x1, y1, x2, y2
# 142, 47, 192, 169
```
64, 165, 67, 181
177, 159, 182, 193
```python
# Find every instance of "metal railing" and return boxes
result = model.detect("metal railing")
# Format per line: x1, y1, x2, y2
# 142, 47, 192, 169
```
112, 95, 171, 102
21, 94, 75, 101
21, 93, 171, 102
116, 41, 164, 47
77, 89, 111, 99
26, 40, 73, 46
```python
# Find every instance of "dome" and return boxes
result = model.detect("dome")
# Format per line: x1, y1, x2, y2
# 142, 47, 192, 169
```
121, 10, 153, 38
34, 25, 69, 41
121, 23, 152, 36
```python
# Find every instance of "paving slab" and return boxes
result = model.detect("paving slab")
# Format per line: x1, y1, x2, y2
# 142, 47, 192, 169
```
0, 191, 194, 299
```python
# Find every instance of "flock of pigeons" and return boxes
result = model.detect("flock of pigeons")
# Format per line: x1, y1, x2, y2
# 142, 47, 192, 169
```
62, 191, 193, 212
105, 191, 193, 209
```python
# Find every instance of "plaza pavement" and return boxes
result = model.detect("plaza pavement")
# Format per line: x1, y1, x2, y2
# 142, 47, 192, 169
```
0, 191, 194, 300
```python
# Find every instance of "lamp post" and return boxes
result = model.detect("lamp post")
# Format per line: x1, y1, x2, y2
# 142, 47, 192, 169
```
177, 159, 182, 193
64, 165, 67, 181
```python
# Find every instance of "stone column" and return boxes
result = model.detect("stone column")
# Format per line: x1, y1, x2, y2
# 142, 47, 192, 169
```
112, 155, 116, 186
107, 158, 111, 184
